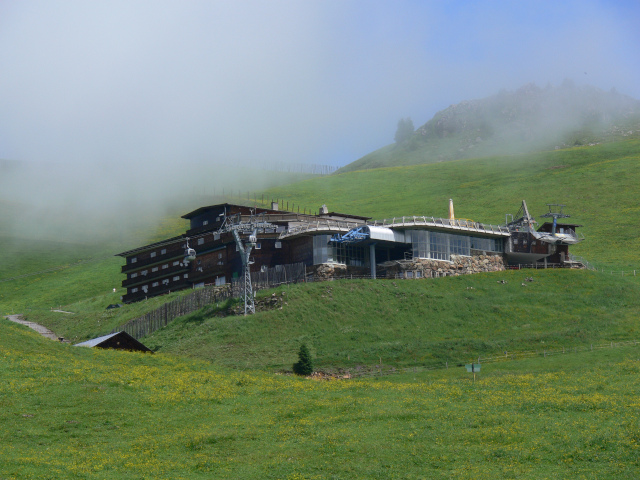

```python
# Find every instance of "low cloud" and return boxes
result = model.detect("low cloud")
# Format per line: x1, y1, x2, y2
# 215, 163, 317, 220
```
0, 1, 638, 243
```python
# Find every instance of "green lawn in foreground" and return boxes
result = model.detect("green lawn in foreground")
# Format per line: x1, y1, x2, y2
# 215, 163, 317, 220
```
1, 320, 639, 479
142, 269, 640, 372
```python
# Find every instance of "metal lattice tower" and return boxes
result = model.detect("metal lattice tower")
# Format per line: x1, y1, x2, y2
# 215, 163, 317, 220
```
232, 228, 256, 315
217, 212, 275, 316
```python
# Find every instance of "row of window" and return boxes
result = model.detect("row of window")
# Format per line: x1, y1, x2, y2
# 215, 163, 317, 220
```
129, 248, 169, 264
235, 242, 266, 251
130, 237, 285, 266
313, 232, 504, 266
130, 273, 189, 294
129, 261, 185, 279
412, 231, 503, 261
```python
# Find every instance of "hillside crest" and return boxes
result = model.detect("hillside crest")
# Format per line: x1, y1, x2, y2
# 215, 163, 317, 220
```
340, 81, 640, 172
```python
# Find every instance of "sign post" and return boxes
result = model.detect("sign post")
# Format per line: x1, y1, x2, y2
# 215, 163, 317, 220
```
465, 363, 481, 383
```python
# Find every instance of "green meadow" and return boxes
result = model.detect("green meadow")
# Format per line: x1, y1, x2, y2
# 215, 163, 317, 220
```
1, 139, 640, 478
141, 270, 640, 372
2, 320, 639, 479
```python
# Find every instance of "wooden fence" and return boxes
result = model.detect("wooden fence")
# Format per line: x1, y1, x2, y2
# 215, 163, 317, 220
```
117, 263, 307, 340
115, 285, 232, 339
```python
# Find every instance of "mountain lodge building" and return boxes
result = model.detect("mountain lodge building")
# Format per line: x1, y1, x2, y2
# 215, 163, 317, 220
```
116, 200, 584, 303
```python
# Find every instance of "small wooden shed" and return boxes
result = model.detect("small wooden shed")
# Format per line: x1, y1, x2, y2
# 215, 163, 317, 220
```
74, 331, 151, 352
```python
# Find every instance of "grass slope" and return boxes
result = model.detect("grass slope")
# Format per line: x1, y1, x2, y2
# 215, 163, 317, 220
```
2, 139, 639, 352
0, 210, 188, 314
2, 320, 639, 479
143, 270, 640, 372
2, 138, 638, 317
2, 140, 640, 478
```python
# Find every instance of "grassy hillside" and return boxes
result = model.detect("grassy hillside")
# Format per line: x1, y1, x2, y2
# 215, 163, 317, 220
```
0, 216, 188, 314
2, 139, 639, 339
339, 83, 640, 173
2, 319, 639, 479
2, 137, 640, 478
264, 139, 640, 270
342, 114, 640, 173
141, 270, 640, 372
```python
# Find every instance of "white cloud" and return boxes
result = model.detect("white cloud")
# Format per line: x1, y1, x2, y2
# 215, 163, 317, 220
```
0, 0, 637, 226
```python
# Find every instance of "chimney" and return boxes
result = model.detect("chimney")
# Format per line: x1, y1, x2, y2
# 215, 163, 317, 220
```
448, 199, 455, 220
271, 201, 279, 211
319, 204, 329, 215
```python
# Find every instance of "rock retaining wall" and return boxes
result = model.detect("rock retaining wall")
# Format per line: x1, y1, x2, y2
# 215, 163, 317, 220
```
312, 254, 505, 281
311, 263, 371, 280
380, 254, 505, 278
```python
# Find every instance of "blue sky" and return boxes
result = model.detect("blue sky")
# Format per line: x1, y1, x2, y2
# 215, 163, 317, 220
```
1, 0, 638, 169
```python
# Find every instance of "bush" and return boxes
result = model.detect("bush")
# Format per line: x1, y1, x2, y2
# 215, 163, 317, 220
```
292, 343, 314, 376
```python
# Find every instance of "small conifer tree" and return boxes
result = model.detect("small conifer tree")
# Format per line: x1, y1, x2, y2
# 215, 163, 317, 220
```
292, 343, 314, 376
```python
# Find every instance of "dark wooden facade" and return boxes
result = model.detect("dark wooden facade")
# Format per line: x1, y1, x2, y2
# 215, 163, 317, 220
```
117, 204, 367, 303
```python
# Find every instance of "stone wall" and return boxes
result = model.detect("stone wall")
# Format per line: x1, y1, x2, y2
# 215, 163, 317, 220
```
312, 254, 505, 281
312, 263, 347, 280
311, 263, 370, 280
380, 254, 505, 279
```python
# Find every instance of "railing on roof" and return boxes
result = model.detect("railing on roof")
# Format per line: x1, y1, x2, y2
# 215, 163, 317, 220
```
369, 216, 511, 236
278, 220, 362, 239
279, 216, 511, 239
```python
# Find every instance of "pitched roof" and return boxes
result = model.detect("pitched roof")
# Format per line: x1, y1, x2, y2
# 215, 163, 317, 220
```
74, 331, 151, 352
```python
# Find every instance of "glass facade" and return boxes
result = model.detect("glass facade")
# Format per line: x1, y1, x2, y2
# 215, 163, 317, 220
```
412, 230, 502, 261
313, 235, 336, 264
314, 235, 369, 267
429, 232, 450, 260
470, 237, 503, 253
318, 230, 503, 266
336, 243, 368, 267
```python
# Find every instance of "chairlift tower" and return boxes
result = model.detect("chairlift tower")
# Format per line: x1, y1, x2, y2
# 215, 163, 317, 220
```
217, 212, 276, 316
540, 204, 571, 236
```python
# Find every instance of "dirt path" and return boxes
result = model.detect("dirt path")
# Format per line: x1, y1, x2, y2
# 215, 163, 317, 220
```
4, 314, 61, 341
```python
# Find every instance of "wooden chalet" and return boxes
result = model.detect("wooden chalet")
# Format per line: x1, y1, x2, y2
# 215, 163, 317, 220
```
116, 203, 368, 303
